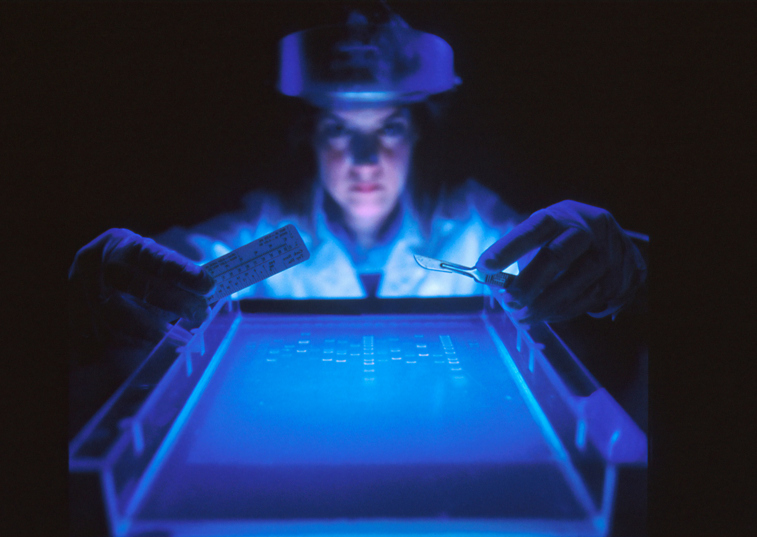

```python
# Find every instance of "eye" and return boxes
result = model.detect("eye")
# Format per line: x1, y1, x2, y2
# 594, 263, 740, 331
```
379, 121, 409, 138
320, 122, 350, 139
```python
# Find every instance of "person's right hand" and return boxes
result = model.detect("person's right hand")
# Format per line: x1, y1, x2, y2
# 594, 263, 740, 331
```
68, 228, 216, 347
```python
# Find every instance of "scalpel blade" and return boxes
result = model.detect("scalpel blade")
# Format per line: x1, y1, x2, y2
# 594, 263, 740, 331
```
413, 254, 517, 288
413, 254, 451, 272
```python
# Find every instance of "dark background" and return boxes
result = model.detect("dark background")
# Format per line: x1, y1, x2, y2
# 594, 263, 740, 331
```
5, 1, 756, 535
18, 1, 660, 252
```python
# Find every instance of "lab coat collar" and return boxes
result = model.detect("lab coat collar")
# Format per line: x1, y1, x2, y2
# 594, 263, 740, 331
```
375, 191, 427, 297
308, 184, 427, 297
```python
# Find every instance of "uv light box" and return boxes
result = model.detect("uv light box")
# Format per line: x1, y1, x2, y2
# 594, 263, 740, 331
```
69, 293, 647, 537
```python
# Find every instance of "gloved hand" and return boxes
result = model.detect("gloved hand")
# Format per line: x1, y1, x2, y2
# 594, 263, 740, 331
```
476, 201, 646, 323
69, 228, 216, 349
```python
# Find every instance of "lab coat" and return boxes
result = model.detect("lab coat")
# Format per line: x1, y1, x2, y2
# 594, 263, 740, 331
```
155, 179, 522, 299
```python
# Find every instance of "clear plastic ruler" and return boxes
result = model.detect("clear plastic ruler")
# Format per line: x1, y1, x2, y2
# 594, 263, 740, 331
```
202, 224, 310, 303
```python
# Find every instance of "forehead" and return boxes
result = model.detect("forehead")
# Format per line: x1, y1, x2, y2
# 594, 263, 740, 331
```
319, 106, 408, 129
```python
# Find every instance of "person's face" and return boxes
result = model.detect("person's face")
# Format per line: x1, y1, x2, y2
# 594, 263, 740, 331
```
314, 106, 415, 227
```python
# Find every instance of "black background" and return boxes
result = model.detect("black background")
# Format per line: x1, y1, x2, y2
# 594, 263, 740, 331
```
20, 1, 660, 252
5, 1, 756, 535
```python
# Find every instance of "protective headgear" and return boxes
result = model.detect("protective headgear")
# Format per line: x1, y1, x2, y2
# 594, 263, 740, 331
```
278, 11, 460, 108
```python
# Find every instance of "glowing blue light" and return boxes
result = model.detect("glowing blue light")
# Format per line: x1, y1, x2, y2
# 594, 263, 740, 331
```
330, 91, 399, 101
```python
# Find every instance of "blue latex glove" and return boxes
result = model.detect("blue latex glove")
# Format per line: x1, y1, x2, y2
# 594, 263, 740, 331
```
476, 201, 646, 323
69, 228, 216, 347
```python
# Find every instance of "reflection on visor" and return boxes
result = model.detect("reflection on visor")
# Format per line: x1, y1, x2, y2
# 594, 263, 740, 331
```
333, 91, 402, 102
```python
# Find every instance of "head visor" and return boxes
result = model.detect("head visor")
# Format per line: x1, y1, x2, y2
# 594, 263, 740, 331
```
278, 22, 460, 109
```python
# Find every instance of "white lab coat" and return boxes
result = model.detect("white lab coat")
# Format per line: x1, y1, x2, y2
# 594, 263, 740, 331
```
155, 179, 522, 299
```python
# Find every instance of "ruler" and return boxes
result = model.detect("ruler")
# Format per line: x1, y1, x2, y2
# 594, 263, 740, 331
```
202, 224, 310, 303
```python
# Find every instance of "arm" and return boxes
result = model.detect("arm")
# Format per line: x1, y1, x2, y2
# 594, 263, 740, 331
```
68, 190, 278, 351
68, 229, 216, 351
476, 200, 647, 323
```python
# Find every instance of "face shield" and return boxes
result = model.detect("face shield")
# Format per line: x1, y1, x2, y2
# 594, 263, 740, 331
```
277, 12, 461, 109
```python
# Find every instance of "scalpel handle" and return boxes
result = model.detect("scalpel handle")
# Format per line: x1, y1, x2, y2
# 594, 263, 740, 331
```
483, 272, 516, 288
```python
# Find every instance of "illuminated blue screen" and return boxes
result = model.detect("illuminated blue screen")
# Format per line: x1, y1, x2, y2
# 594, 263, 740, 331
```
138, 313, 586, 521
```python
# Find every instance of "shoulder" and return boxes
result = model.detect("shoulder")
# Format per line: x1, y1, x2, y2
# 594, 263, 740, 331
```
154, 188, 310, 263
239, 189, 286, 219
436, 178, 523, 230
183, 189, 286, 241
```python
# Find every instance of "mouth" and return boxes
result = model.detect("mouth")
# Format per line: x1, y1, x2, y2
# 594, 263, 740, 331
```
350, 183, 382, 193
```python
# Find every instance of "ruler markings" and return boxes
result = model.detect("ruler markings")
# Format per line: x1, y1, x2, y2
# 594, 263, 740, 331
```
201, 225, 309, 303
207, 243, 293, 279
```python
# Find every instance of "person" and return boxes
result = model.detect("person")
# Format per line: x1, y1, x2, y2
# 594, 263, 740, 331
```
68, 8, 647, 352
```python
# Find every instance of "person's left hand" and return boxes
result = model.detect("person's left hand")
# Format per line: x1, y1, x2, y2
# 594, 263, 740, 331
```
476, 200, 646, 323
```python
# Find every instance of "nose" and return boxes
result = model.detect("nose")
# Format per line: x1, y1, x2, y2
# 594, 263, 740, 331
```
349, 132, 379, 166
